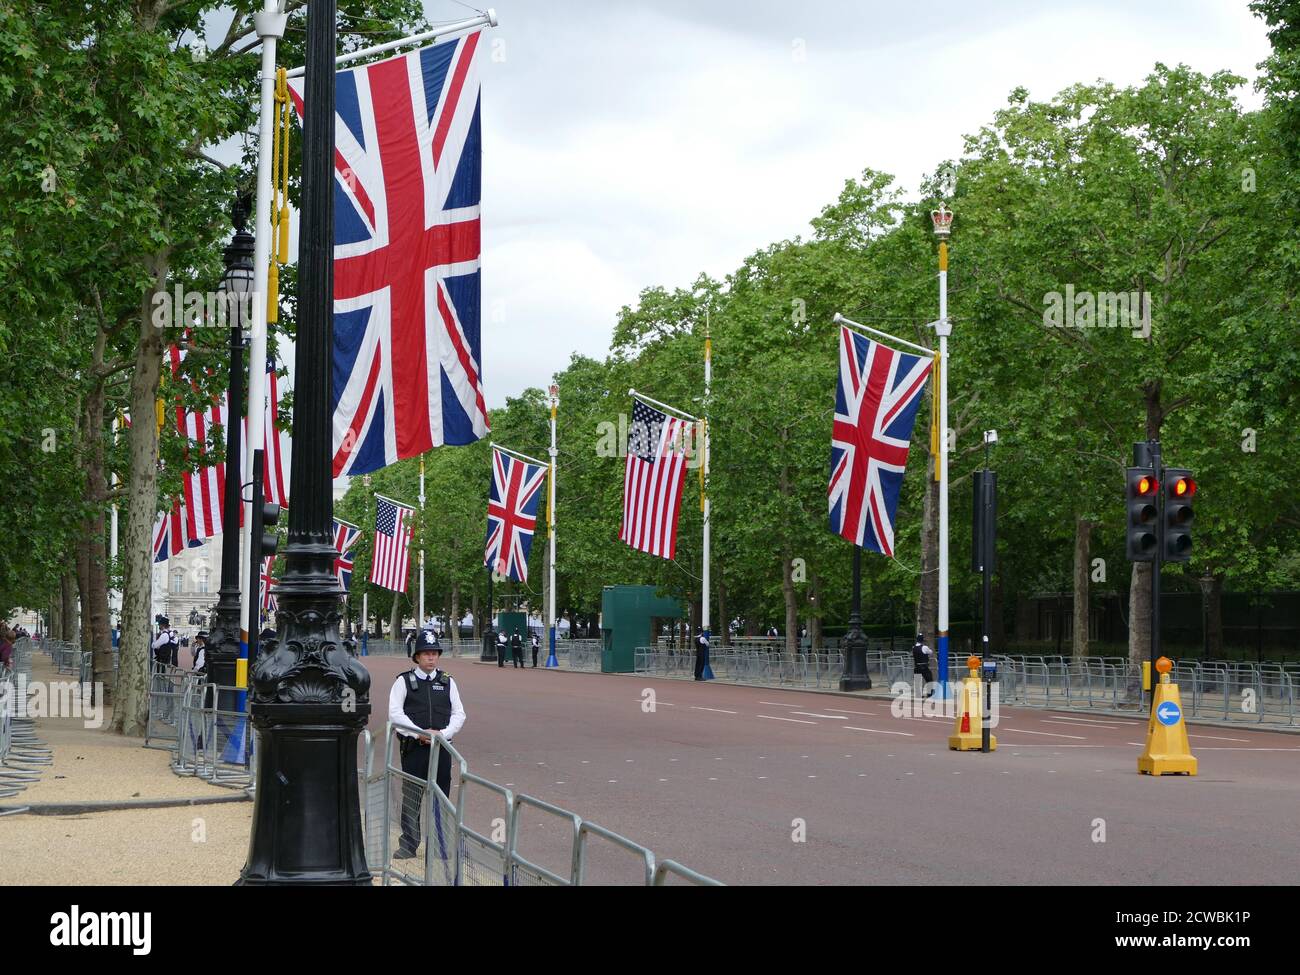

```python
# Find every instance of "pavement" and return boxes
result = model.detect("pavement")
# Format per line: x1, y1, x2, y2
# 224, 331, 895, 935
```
5, 647, 1297, 885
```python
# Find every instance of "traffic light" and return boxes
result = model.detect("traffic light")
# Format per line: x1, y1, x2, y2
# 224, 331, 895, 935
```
259, 502, 281, 559
1126, 468, 1159, 561
1163, 468, 1195, 562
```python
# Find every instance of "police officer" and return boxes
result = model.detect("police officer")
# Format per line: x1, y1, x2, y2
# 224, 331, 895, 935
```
912, 633, 935, 697
530, 632, 540, 668
496, 628, 507, 667
694, 627, 710, 681
151, 617, 178, 669
509, 629, 523, 669
191, 630, 208, 674
387, 630, 465, 860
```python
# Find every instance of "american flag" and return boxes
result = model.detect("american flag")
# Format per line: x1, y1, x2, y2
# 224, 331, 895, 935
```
288, 32, 489, 480
261, 364, 291, 509
485, 447, 547, 583
829, 325, 932, 556
620, 398, 690, 560
369, 496, 414, 592
333, 518, 362, 591
260, 556, 278, 613
152, 341, 233, 560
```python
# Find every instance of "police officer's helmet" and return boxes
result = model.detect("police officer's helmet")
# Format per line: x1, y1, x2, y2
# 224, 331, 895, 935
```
411, 629, 442, 660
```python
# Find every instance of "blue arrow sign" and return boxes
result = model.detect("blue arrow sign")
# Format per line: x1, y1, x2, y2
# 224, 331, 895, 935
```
1156, 701, 1182, 726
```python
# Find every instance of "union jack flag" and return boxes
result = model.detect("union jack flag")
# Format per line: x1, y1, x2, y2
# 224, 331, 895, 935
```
485, 447, 547, 583
260, 556, 278, 613
829, 326, 933, 556
332, 518, 362, 591
288, 32, 489, 480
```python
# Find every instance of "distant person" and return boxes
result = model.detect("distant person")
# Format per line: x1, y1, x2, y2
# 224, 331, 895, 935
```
912, 633, 935, 698
152, 618, 178, 669
694, 628, 710, 681
496, 629, 507, 668
509, 630, 523, 669
191, 631, 208, 674
0, 624, 14, 670
530, 632, 540, 668
405, 629, 416, 658
766, 625, 778, 638
389, 631, 465, 860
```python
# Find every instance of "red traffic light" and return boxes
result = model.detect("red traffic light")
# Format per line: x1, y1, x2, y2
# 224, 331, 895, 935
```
1172, 476, 1196, 498
1134, 475, 1158, 496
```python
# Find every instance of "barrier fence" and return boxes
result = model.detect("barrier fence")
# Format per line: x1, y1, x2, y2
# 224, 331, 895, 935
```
364, 725, 721, 886
1, 637, 52, 803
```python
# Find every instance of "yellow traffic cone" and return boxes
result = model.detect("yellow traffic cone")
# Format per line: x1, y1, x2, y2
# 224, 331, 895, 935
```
949, 656, 995, 751
1138, 656, 1197, 776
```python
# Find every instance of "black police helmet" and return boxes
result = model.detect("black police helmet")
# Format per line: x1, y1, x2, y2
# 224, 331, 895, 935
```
411, 629, 442, 660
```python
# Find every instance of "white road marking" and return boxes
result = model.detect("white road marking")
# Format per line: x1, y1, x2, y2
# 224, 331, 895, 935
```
905, 772, 915, 776
844, 725, 914, 737
791, 712, 849, 720
1044, 716, 1129, 727
709, 777, 718, 781
1003, 727, 1087, 740
755, 715, 817, 724
758, 775, 767, 780
608, 779, 617, 783
808, 774, 817, 778
820, 706, 893, 716
555, 781, 565, 785
1188, 734, 1250, 742
691, 706, 738, 714
658, 778, 668, 782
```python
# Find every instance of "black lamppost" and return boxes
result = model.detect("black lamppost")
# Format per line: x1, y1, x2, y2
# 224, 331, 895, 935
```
206, 198, 255, 701
840, 548, 871, 691
240, 0, 371, 886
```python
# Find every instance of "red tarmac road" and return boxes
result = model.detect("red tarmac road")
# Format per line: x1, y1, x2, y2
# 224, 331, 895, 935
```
360, 654, 1300, 885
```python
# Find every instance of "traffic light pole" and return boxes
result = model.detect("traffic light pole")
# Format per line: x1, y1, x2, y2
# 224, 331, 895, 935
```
1149, 440, 1162, 711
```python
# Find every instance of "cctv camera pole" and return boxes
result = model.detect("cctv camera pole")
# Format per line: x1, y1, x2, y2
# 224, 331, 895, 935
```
240, 0, 371, 885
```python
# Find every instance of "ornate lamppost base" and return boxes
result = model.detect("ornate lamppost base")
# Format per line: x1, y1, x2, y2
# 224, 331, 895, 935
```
238, 702, 371, 886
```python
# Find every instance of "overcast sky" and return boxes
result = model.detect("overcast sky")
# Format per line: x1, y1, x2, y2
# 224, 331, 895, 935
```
464, 0, 1272, 407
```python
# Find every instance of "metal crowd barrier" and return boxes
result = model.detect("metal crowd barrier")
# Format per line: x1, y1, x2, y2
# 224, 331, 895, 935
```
1, 637, 52, 801
364, 725, 721, 886
170, 678, 252, 788
932, 653, 1300, 727
633, 647, 857, 690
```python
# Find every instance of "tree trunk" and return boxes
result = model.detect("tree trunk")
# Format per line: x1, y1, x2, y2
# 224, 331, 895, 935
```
389, 596, 402, 648
76, 539, 92, 653
82, 340, 113, 696
717, 577, 729, 646
471, 590, 480, 641
451, 581, 460, 654
808, 572, 823, 652
1204, 573, 1224, 658
61, 572, 79, 644
915, 456, 939, 646
780, 556, 797, 656
1072, 517, 1094, 659
113, 250, 169, 736
1127, 563, 1151, 671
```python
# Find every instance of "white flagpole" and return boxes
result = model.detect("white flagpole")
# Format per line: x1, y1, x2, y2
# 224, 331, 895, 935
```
418, 456, 426, 633
282, 11, 498, 79
702, 316, 712, 641
932, 204, 953, 698
241, 1, 287, 666
546, 385, 559, 667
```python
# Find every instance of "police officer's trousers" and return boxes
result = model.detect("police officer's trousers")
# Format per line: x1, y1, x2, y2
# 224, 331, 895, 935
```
496, 645, 505, 667
399, 739, 452, 856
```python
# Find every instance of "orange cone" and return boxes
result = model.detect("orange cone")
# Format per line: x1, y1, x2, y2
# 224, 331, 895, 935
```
960, 712, 970, 733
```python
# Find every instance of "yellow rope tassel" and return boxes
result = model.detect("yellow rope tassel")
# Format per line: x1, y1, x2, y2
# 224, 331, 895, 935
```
930, 353, 941, 481
266, 259, 280, 324
155, 397, 165, 434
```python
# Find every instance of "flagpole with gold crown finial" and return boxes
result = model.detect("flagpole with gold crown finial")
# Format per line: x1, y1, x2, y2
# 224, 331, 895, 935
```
932, 201, 953, 699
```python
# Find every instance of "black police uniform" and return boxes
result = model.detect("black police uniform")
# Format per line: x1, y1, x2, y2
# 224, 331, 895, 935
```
395, 664, 456, 858
694, 631, 710, 680
509, 631, 523, 668
913, 637, 935, 694
530, 633, 540, 668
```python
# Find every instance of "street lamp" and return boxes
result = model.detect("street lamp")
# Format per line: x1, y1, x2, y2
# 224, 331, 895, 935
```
240, 0, 371, 886
206, 196, 255, 707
